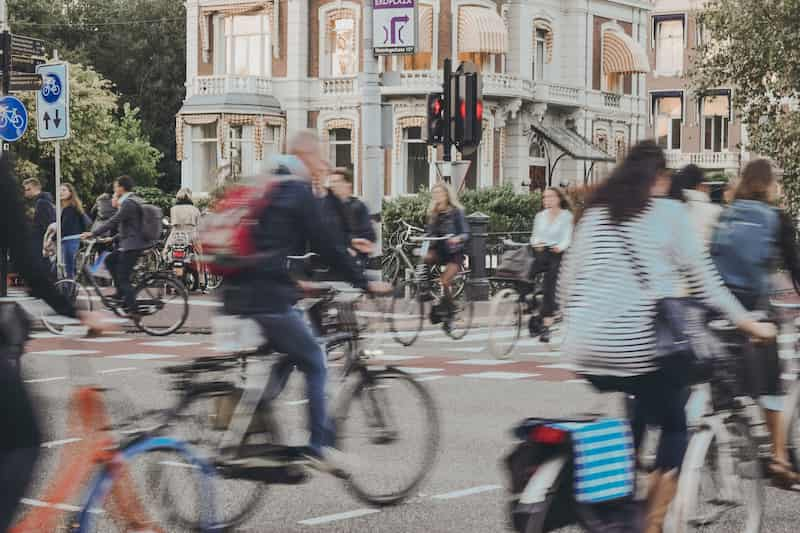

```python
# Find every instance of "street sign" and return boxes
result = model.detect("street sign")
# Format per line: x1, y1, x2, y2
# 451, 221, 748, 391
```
12, 34, 46, 57
0, 95, 28, 142
373, 0, 417, 55
8, 73, 43, 92
36, 62, 70, 141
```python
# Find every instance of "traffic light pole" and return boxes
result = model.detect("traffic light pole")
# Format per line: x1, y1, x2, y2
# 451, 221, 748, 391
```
0, 2, 9, 297
441, 58, 452, 184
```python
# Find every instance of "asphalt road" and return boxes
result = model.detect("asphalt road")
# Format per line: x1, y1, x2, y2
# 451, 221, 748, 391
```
10, 301, 800, 532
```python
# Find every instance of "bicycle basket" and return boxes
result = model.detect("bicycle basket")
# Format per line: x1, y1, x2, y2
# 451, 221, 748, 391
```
496, 247, 534, 281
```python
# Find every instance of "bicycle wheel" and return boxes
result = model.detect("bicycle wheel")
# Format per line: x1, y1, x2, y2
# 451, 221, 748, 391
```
133, 274, 189, 336
389, 280, 425, 346
336, 368, 440, 506
672, 420, 763, 533
382, 253, 401, 285
488, 288, 522, 359
151, 390, 272, 530
41, 279, 93, 335
444, 280, 474, 340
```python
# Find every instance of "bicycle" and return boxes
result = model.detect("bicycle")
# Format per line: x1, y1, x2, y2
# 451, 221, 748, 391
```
42, 77, 61, 98
0, 105, 25, 130
388, 234, 474, 346
488, 239, 547, 358
41, 240, 190, 336
150, 274, 440, 529
670, 300, 800, 533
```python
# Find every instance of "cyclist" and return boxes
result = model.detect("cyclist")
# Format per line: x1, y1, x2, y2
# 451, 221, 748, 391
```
711, 159, 799, 486
559, 141, 775, 533
668, 164, 721, 246
221, 130, 388, 470
424, 181, 468, 324
90, 183, 118, 238
529, 187, 573, 342
59, 183, 92, 279
22, 177, 56, 268
328, 167, 376, 272
81, 175, 150, 314
0, 155, 109, 530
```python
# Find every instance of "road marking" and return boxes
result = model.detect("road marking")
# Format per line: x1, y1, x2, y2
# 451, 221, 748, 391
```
21, 498, 81, 512
28, 349, 99, 357
298, 508, 380, 525
540, 363, 579, 371
109, 353, 177, 360
30, 333, 63, 339
416, 375, 446, 382
395, 367, 444, 374
159, 460, 199, 470
371, 354, 423, 361
24, 376, 67, 384
141, 340, 202, 348
285, 399, 309, 406
97, 367, 137, 375
443, 346, 486, 353
79, 337, 130, 343
565, 379, 590, 385
431, 484, 502, 500
462, 371, 539, 380
41, 437, 83, 448
447, 358, 515, 366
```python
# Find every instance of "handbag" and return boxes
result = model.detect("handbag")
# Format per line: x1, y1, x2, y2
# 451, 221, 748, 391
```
617, 225, 717, 383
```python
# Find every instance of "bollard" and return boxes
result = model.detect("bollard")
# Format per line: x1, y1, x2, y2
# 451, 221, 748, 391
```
466, 212, 490, 301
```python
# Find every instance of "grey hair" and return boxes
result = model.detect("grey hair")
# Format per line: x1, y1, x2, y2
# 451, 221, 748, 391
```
176, 187, 193, 202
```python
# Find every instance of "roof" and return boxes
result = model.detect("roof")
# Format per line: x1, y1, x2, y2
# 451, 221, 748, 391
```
531, 124, 615, 162
178, 93, 283, 116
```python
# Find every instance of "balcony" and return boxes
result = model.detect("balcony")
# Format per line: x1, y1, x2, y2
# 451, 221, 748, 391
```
535, 82, 582, 107
381, 70, 441, 95
319, 77, 358, 97
587, 91, 645, 115
665, 151, 741, 171
192, 75, 272, 97
482, 73, 531, 98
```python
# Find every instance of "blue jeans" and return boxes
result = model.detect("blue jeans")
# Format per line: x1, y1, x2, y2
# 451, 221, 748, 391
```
62, 238, 80, 278
254, 309, 332, 454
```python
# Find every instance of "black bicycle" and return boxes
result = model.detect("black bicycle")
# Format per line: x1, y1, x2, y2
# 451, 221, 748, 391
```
150, 279, 440, 529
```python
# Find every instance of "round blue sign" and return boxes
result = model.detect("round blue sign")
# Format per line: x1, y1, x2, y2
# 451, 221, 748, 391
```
41, 74, 62, 104
0, 96, 28, 142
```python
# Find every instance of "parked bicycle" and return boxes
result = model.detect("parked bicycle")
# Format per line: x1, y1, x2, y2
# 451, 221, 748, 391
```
149, 272, 440, 530
388, 234, 474, 346
41, 240, 189, 336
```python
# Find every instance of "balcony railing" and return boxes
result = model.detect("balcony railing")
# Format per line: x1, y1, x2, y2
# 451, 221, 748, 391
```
604, 92, 622, 108
535, 82, 582, 106
665, 151, 741, 170
193, 75, 272, 96
483, 73, 528, 97
320, 77, 357, 96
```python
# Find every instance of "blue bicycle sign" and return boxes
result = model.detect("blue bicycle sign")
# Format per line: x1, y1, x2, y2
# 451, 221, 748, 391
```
0, 96, 28, 142
41, 74, 62, 104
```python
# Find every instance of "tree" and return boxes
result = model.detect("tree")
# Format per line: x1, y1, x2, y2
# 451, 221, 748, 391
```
693, 0, 800, 210
15, 63, 162, 202
9, 0, 186, 191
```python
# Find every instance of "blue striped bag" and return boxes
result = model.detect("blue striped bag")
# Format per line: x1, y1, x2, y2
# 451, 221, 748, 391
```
549, 418, 635, 504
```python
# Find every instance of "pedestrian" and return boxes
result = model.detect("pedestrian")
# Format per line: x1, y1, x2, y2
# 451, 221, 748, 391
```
59, 183, 92, 279
22, 178, 55, 264
529, 187, 573, 342
710, 159, 798, 486
0, 155, 109, 531
328, 167, 376, 270
90, 183, 118, 236
668, 164, 721, 246
559, 140, 774, 533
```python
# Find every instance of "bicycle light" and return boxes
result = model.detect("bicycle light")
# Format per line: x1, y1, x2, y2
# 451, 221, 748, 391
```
529, 426, 568, 445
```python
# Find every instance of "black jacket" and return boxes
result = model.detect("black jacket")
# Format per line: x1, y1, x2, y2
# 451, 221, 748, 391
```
91, 194, 149, 251
61, 205, 92, 237
344, 197, 376, 243
318, 190, 352, 249
223, 175, 368, 315
31, 192, 56, 247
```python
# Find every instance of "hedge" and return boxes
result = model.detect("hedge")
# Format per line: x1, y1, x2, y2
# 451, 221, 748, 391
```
382, 185, 542, 242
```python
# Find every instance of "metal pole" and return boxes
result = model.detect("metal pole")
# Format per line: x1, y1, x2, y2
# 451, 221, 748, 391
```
53, 50, 62, 277
441, 58, 452, 184
0, 0, 9, 296
360, 0, 384, 250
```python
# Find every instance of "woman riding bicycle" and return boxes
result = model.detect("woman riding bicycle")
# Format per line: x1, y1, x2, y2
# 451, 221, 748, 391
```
425, 182, 468, 317
59, 183, 92, 279
559, 141, 774, 533
163, 188, 204, 283
529, 187, 573, 342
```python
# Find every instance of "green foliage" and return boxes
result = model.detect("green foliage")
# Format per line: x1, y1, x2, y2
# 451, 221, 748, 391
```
10, 0, 186, 191
382, 185, 541, 242
693, 0, 800, 212
13, 63, 165, 203
136, 186, 175, 213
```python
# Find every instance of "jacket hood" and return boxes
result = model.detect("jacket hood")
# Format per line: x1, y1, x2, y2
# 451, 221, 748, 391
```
38, 191, 55, 203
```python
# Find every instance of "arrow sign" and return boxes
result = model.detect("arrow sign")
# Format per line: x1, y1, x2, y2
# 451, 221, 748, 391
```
43, 111, 50, 129
53, 109, 61, 128
36, 62, 70, 141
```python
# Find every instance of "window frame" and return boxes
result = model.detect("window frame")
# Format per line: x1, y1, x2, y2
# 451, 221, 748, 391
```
328, 127, 354, 173
533, 28, 547, 81
700, 90, 732, 153
652, 14, 686, 76
319, 4, 361, 79
651, 91, 684, 151
223, 14, 272, 78
403, 126, 430, 194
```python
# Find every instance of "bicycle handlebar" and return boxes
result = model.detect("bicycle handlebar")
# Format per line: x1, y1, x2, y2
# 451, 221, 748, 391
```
411, 234, 455, 242
401, 221, 425, 233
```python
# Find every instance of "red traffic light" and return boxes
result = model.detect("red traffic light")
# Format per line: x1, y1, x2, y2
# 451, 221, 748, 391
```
460, 101, 466, 118
432, 98, 442, 116
476, 101, 483, 121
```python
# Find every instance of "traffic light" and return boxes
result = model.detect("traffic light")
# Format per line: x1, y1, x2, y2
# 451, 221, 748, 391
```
426, 92, 445, 145
455, 72, 482, 153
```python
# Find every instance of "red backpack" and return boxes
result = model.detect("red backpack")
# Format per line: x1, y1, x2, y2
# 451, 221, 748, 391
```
198, 177, 288, 275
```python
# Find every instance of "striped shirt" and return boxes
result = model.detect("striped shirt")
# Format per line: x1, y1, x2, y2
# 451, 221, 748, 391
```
559, 198, 747, 377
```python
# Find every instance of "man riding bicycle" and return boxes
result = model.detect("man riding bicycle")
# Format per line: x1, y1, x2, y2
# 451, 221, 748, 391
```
221, 130, 387, 470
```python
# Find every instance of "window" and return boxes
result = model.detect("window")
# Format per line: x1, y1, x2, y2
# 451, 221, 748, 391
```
256, 126, 282, 173
702, 94, 730, 152
404, 127, 429, 193
325, 13, 357, 77
605, 73, 623, 94
533, 29, 546, 80
653, 95, 683, 150
615, 133, 627, 162
191, 123, 219, 192
227, 126, 243, 181
225, 15, 271, 77
329, 128, 353, 171
655, 18, 684, 75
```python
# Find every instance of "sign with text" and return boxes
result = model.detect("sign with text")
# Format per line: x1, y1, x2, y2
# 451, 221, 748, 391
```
35, 62, 70, 141
373, 0, 417, 55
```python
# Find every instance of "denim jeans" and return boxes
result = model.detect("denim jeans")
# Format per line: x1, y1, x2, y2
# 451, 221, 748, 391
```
62, 237, 80, 279
254, 309, 332, 454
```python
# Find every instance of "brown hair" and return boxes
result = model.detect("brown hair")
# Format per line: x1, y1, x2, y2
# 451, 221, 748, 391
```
734, 159, 776, 203
546, 187, 573, 212
60, 182, 85, 214
332, 167, 354, 184
23, 178, 42, 189
427, 181, 463, 222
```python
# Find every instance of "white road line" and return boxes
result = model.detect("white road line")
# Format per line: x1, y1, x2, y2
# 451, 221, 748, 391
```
24, 376, 67, 384
141, 341, 202, 348
28, 349, 99, 357
41, 437, 83, 448
298, 508, 380, 525
431, 484, 502, 500
285, 399, 309, 406
79, 337, 130, 343
540, 363, 579, 371
565, 379, 590, 385
20, 498, 81, 512
416, 375, 446, 382
394, 367, 444, 374
447, 359, 515, 366
462, 371, 539, 380
443, 346, 486, 353
371, 355, 423, 361
109, 353, 177, 360
97, 367, 137, 375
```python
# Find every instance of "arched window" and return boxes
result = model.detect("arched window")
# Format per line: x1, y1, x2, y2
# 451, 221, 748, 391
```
322, 8, 358, 77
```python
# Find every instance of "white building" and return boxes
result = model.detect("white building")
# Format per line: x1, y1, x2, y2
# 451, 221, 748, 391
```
177, 0, 655, 197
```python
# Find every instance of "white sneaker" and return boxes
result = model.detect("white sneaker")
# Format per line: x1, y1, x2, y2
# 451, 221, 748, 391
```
302, 447, 353, 479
